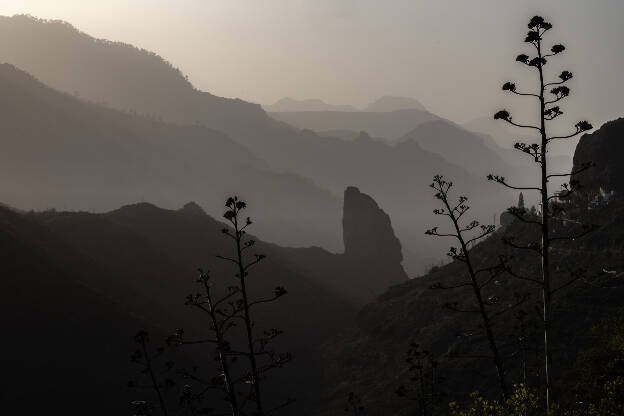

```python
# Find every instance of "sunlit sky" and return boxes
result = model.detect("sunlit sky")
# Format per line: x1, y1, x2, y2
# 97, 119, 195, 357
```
0, 0, 623, 125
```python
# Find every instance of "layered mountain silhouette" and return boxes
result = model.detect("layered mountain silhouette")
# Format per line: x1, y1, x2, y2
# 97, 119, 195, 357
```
400, 120, 512, 177
0, 11, 618, 416
0, 15, 271, 140
0, 14, 515, 271
463, 116, 517, 149
464, 116, 573, 181
313, 118, 624, 415
0, 63, 342, 250
398, 120, 570, 196
268, 95, 432, 142
2, 183, 410, 411
264, 95, 425, 114
263, 97, 357, 112
1, 188, 404, 413
39, 192, 404, 306
251, 129, 514, 271
269, 108, 440, 142
364, 95, 426, 112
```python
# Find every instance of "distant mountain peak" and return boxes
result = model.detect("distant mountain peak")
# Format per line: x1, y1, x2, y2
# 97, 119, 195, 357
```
0, 14, 270, 134
364, 96, 426, 112
264, 97, 357, 112
180, 201, 206, 216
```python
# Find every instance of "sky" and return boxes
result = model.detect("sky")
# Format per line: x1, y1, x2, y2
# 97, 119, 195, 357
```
0, 0, 623, 126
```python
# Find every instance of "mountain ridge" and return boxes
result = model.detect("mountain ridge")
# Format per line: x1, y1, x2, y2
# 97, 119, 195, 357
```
0, 14, 515, 272
264, 97, 358, 112
0, 62, 343, 249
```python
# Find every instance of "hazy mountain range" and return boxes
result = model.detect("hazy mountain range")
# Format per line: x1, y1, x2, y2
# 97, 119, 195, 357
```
263, 95, 426, 113
0, 10, 621, 416
263, 97, 358, 112
0, 63, 343, 250
268, 108, 440, 142
0, 14, 523, 272
0, 15, 572, 272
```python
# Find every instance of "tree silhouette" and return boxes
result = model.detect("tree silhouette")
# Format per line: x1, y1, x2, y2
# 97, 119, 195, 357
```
132, 197, 290, 416
489, 15, 594, 411
217, 196, 291, 416
426, 175, 514, 397
168, 270, 241, 415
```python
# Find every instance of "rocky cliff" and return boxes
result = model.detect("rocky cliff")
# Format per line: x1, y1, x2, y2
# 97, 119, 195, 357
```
343, 186, 403, 265
342, 186, 407, 293
572, 118, 624, 194
275, 187, 408, 306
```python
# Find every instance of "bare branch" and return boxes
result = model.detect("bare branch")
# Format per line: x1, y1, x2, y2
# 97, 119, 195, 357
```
548, 121, 593, 141
547, 161, 594, 180
424, 227, 457, 238
513, 142, 542, 164
501, 118, 541, 132
502, 81, 539, 98
466, 225, 496, 245
487, 174, 542, 192
249, 287, 288, 308
544, 70, 573, 87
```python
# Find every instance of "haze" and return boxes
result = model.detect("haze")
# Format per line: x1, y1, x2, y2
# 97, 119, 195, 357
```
1, 2, 624, 414
2, 0, 622, 125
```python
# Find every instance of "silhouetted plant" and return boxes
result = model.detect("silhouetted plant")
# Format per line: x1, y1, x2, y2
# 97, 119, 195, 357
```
167, 270, 241, 415
129, 330, 175, 416
217, 196, 291, 416
490, 15, 595, 410
426, 175, 515, 397
396, 342, 444, 416
131, 197, 290, 416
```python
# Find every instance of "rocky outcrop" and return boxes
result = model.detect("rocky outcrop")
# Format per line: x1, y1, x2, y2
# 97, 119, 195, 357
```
342, 186, 407, 291
343, 186, 402, 262
270, 187, 408, 306
572, 118, 624, 194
